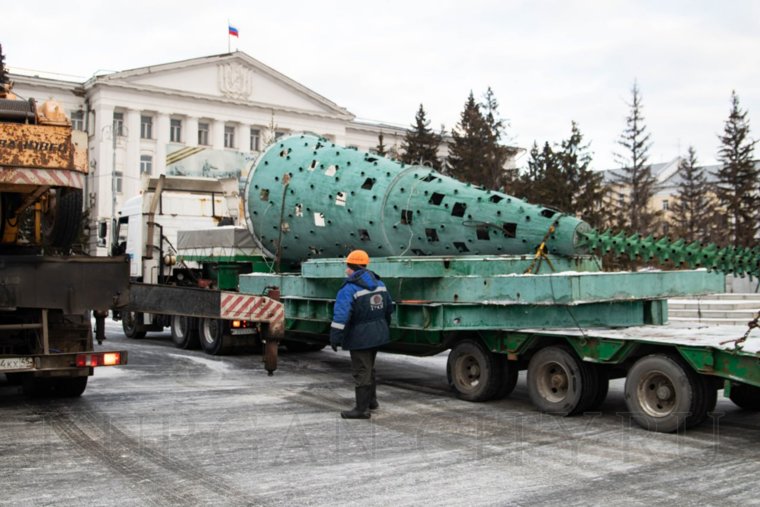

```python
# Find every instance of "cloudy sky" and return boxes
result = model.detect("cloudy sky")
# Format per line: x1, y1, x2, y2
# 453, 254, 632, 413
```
3, 0, 759, 169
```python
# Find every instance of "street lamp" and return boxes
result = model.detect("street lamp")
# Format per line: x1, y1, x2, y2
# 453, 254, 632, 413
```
101, 121, 127, 251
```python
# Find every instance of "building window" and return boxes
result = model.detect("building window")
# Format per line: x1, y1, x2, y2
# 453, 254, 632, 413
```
140, 155, 153, 175
250, 128, 260, 151
170, 118, 182, 143
662, 199, 669, 210
224, 125, 235, 148
140, 116, 153, 139
274, 130, 287, 141
70, 110, 84, 131
198, 122, 210, 146
113, 112, 124, 136
114, 171, 123, 193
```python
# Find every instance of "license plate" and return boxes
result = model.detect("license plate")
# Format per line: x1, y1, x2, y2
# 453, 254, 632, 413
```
0, 357, 34, 371
230, 328, 256, 336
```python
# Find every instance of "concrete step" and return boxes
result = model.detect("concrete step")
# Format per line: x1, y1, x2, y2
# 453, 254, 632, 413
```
669, 309, 758, 319
669, 316, 754, 326
671, 293, 760, 301
668, 293, 760, 324
669, 301, 760, 311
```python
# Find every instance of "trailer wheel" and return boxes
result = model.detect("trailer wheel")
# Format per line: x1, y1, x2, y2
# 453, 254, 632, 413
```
42, 187, 83, 250
493, 355, 519, 400
171, 315, 199, 350
122, 311, 146, 339
446, 339, 501, 402
624, 354, 705, 433
198, 318, 231, 355
527, 345, 598, 416
728, 382, 760, 411
587, 367, 610, 411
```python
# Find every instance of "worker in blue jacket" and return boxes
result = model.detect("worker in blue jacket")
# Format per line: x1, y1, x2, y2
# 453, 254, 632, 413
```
330, 249, 394, 419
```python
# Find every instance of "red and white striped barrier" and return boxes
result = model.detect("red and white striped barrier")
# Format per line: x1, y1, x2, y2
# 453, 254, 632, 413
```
0, 167, 85, 189
220, 293, 285, 337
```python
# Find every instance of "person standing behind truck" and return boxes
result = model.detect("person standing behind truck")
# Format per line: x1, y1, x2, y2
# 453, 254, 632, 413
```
330, 250, 394, 419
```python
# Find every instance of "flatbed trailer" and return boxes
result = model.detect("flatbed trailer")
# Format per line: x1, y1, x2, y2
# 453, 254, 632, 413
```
239, 255, 760, 433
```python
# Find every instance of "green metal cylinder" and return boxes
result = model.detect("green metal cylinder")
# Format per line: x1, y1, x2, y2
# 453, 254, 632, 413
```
244, 134, 590, 265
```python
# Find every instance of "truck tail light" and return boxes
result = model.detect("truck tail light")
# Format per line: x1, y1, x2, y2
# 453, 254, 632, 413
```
76, 352, 124, 367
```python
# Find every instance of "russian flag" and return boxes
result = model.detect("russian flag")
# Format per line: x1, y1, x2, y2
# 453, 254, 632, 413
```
228, 24, 239, 37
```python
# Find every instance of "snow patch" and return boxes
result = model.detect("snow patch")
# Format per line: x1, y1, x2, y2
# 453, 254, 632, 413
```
167, 353, 232, 373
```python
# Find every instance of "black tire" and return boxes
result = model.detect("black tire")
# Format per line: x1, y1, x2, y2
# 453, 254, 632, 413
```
171, 315, 199, 349
587, 366, 610, 411
446, 339, 501, 402
122, 311, 146, 339
624, 354, 705, 433
198, 318, 231, 355
493, 355, 519, 400
54, 377, 88, 397
23, 376, 88, 398
728, 382, 760, 411
527, 345, 598, 416
42, 187, 83, 250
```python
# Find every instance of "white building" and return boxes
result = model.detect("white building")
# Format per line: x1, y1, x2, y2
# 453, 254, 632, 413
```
9, 51, 407, 253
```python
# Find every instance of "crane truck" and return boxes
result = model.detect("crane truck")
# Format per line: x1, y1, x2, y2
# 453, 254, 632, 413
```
0, 45, 128, 396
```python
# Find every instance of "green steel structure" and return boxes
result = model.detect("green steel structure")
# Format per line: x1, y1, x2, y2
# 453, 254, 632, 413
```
235, 134, 760, 433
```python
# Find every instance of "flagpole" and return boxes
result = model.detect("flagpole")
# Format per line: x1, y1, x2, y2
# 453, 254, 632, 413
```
227, 19, 230, 53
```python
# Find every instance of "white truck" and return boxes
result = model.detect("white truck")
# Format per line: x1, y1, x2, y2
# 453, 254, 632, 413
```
111, 175, 285, 370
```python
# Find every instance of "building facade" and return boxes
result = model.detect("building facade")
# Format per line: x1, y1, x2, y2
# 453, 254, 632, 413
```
9, 51, 408, 253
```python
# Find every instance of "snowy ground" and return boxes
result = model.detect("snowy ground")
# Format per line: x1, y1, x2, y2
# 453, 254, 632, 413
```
1, 321, 759, 506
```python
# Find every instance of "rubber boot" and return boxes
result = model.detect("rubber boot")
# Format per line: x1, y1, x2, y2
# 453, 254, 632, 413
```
369, 382, 379, 410
341, 386, 372, 419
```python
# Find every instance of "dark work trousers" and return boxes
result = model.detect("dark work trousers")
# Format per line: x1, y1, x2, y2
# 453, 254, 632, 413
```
349, 348, 378, 387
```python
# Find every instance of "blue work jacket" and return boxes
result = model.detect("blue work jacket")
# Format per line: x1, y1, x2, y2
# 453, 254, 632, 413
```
330, 269, 393, 350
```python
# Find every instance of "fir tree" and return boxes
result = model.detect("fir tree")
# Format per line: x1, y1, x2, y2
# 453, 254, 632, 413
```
715, 91, 758, 247
448, 90, 512, 190
401, 104, 442, 169
558, 122, 606, 228
670, 147, 714, 243
613, 81, 660, 235
375, 133, 387, 157
519, 141, 562, 206
0, 44, 7, 86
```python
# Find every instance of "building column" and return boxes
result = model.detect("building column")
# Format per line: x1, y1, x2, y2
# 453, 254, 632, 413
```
236, 123, 248, 152
92, 105, 115, 223
185, 116, 199, 148
212, 119, 225, 150
125, 109, 141, 196
156, 113, 170, 175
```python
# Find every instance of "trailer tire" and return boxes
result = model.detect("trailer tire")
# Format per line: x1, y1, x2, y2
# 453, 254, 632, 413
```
587, 367, 610, 411
122, 311, 146, 339
624, 354, 705, 433
728, 382, 760, 411
527, 345, 598, 416
446, 339, 501, 402
198, 318, 231, 355
42, 187, 83, 250
493, 355, 519, 400
171, 315, 199, 350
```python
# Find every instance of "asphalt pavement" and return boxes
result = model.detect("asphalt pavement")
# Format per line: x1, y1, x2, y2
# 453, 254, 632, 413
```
1, 321, 759, 507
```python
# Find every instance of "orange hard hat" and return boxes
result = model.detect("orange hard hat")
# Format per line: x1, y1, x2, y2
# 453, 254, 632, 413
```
346, 249, 370, 266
